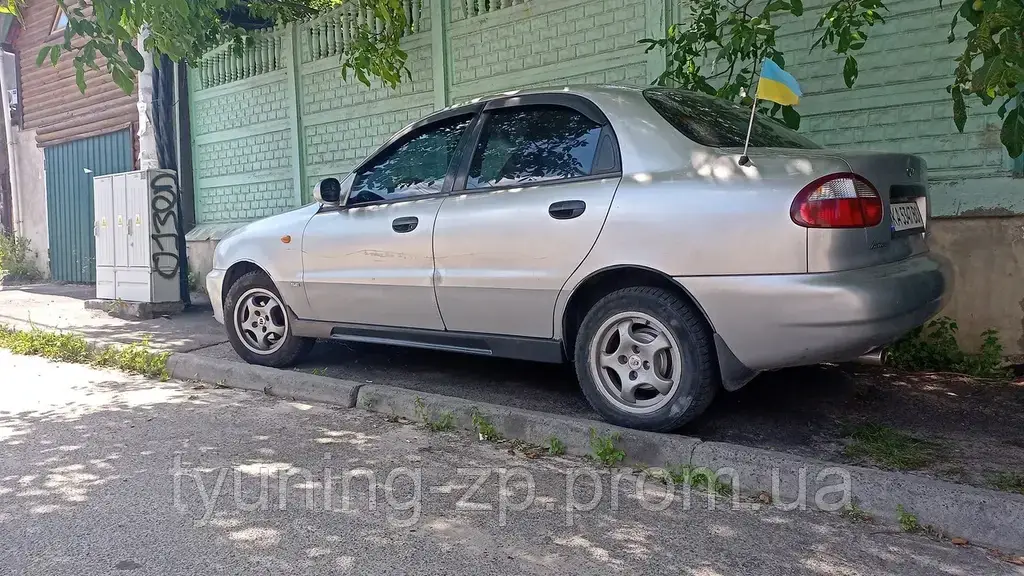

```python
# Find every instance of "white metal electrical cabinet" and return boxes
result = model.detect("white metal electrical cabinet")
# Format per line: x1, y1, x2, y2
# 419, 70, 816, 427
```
93, 169, 182, 303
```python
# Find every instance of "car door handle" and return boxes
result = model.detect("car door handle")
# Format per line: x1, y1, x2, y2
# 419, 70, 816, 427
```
392, 216, 419, 233
548, 200, 587, 220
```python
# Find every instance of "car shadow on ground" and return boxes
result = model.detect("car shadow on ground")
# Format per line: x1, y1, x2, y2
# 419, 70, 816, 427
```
281, 340, 1024, 493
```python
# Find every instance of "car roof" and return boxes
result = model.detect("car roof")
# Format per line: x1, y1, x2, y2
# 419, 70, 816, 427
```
433, 84, 648, 115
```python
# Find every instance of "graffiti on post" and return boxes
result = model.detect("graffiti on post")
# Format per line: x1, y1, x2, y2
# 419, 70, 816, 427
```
150, 172, 181, 280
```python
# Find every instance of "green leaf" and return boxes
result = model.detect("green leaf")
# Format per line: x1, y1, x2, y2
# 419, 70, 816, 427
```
1001, 105, 1024, 158
35, 46, 51, 68
843, 55, 859, 88
122, 41, 145, 72
110, 65, 135, 95
74, 61, 86, 94
49, 45, 60, 67
952, 85, 968, 133
791, 0, 804, 16
782, 105, 801, 130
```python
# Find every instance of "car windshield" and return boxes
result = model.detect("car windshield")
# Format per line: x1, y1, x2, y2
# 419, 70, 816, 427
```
642, 88, 821, 149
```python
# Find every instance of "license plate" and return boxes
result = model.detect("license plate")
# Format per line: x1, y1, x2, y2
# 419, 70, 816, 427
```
890, 202, 924, 233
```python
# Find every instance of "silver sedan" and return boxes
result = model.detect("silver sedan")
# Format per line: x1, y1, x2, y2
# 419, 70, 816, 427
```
206, 85, 951, 431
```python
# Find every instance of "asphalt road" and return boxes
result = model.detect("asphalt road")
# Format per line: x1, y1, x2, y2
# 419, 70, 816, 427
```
1, 350, 1019, 575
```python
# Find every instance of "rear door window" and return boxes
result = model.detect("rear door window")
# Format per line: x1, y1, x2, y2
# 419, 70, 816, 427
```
466, 105, 605, 189
643, 88, 821, 149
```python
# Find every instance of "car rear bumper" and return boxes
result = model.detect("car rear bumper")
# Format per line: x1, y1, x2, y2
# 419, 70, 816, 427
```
677, 252, 952, 374
207, 268, 226, 325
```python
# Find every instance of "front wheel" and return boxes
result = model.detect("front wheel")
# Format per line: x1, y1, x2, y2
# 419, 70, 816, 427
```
574, 286, 718, 431
224, 270, 313, 367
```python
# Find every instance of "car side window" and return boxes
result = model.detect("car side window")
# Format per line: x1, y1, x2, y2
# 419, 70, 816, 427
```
348, 115, 473, 206
466, 105, 604, 190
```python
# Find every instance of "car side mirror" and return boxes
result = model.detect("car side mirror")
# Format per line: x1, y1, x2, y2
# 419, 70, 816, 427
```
314, 177, 342, 205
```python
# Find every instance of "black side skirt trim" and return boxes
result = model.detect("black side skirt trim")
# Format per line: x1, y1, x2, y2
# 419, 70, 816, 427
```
327, 323, 566, 364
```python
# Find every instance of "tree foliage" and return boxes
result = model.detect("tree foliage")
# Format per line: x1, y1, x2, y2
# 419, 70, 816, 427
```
0, 0, 410, 94
640, 0, 887, 130
947, 0, 1024, 158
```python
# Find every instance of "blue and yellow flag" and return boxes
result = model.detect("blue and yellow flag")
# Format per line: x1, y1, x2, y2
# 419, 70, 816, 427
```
756, 59, 801, 106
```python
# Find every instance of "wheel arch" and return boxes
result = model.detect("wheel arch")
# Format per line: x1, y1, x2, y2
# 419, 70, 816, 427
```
559, 265, 717, 361
222, 260, 270, 305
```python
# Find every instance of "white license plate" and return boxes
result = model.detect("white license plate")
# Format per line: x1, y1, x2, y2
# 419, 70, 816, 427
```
890, 202, 924, 232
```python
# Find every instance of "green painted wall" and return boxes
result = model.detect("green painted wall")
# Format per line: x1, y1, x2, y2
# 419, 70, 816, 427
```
186, 0, 1021, 230
775, 0, 1015, 216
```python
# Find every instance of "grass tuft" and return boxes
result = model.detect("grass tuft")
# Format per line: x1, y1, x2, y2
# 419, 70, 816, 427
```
472, 411, 502, 442
589, 428, 625, 467
0, 325, 169, 380
842, 423, 939, 470
666, 464, 733, 497
546, 435, 567, 456
992, 472, 1024, 495
897, 504, 920, 532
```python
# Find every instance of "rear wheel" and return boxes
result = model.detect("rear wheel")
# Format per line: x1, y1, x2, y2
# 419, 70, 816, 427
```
574, 286, 717, 431
224, 270, 313, 367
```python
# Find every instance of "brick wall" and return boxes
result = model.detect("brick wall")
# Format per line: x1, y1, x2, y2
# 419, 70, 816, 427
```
300, 33, 435, 199
187, 0, 657, 226
189, 69, 297, 225
187, 0, 1024, 225
448, 0, 649, 101
774, 0, 1010, 215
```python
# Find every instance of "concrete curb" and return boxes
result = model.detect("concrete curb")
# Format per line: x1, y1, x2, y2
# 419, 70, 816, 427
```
167, 351, 1024, 553
167, 353, 359, 408
690, 441, 1024, 553
356, 384, 703, 468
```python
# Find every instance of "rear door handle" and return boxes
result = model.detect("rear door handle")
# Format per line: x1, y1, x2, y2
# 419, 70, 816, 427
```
392, 216, 419, 233
548, 200, 587, 220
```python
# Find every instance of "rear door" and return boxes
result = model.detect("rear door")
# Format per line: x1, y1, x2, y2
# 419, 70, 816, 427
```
433, 95, 622, 338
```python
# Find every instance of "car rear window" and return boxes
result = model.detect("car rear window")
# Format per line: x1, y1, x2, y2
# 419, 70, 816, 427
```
643, 88, 821, 150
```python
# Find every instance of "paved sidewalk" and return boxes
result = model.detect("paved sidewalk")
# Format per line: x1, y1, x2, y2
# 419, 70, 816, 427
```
0, 283, 227, 352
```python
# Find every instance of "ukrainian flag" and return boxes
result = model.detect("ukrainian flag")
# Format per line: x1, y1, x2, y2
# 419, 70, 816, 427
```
756, 59, 801, 106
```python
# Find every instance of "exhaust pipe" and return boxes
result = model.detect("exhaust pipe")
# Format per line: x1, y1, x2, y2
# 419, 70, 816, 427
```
854, 347, 888, 366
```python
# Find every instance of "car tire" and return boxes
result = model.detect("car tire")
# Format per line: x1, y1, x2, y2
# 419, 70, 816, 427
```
224, 270, 313, 368
574, 286, 718, 432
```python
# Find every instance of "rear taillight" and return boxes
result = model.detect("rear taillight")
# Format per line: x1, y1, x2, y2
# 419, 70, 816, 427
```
791, 173, 883, 228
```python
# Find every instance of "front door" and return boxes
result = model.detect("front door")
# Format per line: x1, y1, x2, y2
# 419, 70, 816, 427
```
433, 98, 622, 338
301, 113, 475, 330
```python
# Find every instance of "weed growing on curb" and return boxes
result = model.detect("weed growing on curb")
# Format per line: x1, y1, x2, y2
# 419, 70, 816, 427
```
992, 472, 1024, 495
897, 505, 920, 532
888, 316, 1009, 378
840, 503, 873, 523
589, 429, 625, 467
471, 411, 502, 442
310, 367, 328, 377
0, 326, 168, 379
428, 412, 455, 432
663, 464, 733, 497
546, 435, 567, 456
842, 423, 938, 470
413, 397, 454, 432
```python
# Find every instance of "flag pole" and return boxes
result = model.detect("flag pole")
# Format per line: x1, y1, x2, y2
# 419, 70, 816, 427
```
739, 57, 764, 167
738, 94, 758, 167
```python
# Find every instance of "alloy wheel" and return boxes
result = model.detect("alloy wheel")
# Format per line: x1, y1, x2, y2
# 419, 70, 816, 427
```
589, 311, 684, 414
233, 288, 289, 355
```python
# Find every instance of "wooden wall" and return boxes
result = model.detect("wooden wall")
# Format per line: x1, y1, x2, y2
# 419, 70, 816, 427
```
11, 0, 138, 148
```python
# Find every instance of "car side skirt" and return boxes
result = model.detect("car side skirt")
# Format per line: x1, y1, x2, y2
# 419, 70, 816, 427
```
291, 316, 566, 364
